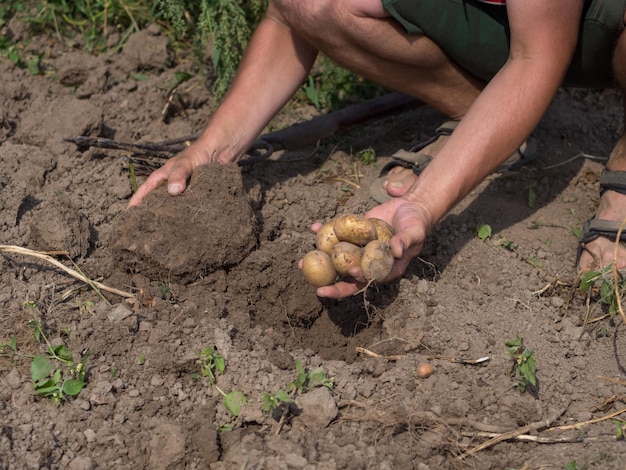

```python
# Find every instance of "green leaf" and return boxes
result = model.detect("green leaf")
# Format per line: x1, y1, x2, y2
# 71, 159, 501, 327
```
223, 391, 247, 417
571, 227, 582, 238
26, 54, 41, 75
293, 358, 307, 392
274, 389, 291, 403
34, 383, 61, 395
262, 392, 274, 412
504, 335, 523, 356
579, 270, 602, 292
518, 352, 537, 386
62, 379, 86, 396
304, 76, 320, 110
50, 344, 73, 362
31, 355, 55, 382
214, 354, 225, 374
308, 368, 333, 389
172, 71, 192, 87
477, 224, 492, 241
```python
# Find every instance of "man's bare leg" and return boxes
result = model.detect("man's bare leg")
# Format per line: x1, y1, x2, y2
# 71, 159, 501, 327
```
578, 16, 626, 272
271, 0, 489, 198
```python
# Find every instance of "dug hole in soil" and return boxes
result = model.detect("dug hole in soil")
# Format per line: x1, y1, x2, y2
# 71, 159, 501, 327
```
1, 22, 626, 470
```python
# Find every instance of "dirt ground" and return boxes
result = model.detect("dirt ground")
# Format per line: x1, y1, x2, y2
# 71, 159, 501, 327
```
2, 21, 626, 470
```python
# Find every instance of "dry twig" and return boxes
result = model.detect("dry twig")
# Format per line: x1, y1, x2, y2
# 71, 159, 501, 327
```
612, 217, 626, 326
0, 245, 134, 299
458, 408, 567, 460
355, 346, 404, 361
548, 407, 626, 431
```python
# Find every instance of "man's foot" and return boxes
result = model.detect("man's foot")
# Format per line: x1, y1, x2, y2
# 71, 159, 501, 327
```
369, 121, 457, 203
369, 121, 538, 203
578, 187, 626, 272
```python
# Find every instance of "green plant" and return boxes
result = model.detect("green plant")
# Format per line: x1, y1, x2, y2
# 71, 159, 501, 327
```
505, 335, 537, 393
497, 237, 517, 252
288, 358, 334, 394
301, 55, 388, 111
357, 147, 377, 165
580, 266, 626, 317
613, 418, 626, 440
262, 389, 291, 413
263, 359, 333, 421
158, 0, 266, 99
197, 346, 225, 385
30, 1, 156, 52
0, 335, 18, 358
477, 224, 492, 241
27, 313, 91, 406
196, 346, 247, 417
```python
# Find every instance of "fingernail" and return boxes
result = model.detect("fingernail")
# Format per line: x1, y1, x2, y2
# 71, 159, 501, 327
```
168, 183, 182, 195
389, 181, 404, 189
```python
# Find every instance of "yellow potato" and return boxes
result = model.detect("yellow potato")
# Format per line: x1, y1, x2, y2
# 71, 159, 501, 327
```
333, 214, 376, 246
315, 219, 340, 254
302, 250, 337, 287
416, 363, 435, 379
370, 218, 395, 242
330, 241, 362, 276
360, 240, 395, 282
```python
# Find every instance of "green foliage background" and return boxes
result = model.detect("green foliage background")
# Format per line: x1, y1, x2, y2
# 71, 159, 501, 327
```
0, 0, 385, 107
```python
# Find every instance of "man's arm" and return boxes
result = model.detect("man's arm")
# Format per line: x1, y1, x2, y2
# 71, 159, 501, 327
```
404, 0, 584, 225
319, 0, 585, 298
128, 3, 318, 206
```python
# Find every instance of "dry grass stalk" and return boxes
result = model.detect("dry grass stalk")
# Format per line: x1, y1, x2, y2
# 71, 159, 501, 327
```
0, 245, 134, 299
612, 217, 626, 326
458, 408, 567, 460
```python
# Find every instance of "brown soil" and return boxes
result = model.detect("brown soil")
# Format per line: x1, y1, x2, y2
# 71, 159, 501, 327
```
2, 22, 626, 470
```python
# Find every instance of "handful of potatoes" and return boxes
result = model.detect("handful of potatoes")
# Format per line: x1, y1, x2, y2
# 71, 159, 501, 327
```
302, 214, 396, 288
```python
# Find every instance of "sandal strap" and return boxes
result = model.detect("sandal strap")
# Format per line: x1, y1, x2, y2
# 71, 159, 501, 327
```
600, 170, 626, 195
408, 120, 459, 153
579, 218, 626, 244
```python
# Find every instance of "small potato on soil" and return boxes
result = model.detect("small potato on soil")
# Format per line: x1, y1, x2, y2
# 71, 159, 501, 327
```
316, 219, 340, 254
333, 214, 377, 246
370, 218, 395, 242
416, 363, 435, 379
302, 250, 337, 287
360, 240, 395, 282
330, 241, 362, 276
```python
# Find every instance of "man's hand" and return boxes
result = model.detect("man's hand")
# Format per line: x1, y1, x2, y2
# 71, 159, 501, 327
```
306, 197, 431, 299
127, 143, 216, 207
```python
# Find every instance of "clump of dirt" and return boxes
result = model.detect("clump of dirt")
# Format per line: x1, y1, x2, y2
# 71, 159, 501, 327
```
111, 165, 258, 282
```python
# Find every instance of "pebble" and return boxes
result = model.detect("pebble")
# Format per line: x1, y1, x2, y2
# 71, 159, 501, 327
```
5, 369, 22, 389
295, 387, 338, 428
107, 304, 132, 322
84, 429, 97, 443
68, 456, 94, 470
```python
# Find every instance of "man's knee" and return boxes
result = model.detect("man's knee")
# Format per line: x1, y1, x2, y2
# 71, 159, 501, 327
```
270, 0, 388, 29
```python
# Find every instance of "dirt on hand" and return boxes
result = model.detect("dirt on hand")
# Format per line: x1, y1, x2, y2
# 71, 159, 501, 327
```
1, 23, 626, 470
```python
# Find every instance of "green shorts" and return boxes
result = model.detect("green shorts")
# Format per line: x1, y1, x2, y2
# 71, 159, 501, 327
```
382, 0, 625, 88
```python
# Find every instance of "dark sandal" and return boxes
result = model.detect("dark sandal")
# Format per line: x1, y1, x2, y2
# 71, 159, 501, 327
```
577, 170, 626, 266
369, 120, 538, 203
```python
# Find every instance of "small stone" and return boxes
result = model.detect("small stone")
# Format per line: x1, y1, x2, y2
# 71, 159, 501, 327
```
295, 387, 338, 428
107, 304, 132, 322
84, 429, 97, 443
68, 456, 94, 470
5, 368, 22, 389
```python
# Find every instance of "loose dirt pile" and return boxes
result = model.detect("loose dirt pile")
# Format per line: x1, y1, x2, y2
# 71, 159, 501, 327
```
1, 22, 626, 469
